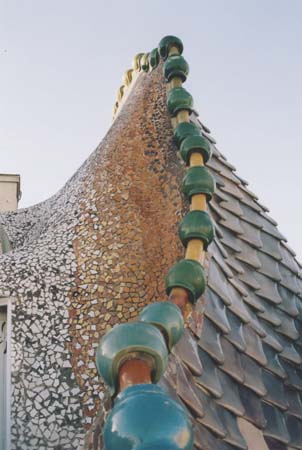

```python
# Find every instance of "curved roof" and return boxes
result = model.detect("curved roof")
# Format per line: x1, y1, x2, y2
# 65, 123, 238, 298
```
0, 43, 301, 450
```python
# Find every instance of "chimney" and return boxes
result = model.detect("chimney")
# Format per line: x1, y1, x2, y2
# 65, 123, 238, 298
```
0, 174, 21, 212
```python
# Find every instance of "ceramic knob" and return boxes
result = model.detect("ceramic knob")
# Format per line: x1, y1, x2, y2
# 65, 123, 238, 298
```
158, 35, 184, 59
149, 48, 160, 69
139, 301, 184, 350
174, 121, 201, 146
179, 210, 214, 249
182, 166, 215, 201
167, 87, 193, 117
103, 384, 193, 450
165, 259, 205, 303
96, 322, 168, 395
164, 55, 189, 82
180, 135, 212, 165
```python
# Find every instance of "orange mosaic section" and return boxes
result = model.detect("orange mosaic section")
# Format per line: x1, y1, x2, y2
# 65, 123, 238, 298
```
67, 64, 187, 424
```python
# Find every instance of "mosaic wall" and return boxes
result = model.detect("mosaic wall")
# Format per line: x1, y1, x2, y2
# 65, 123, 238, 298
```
0, 65, 187, 449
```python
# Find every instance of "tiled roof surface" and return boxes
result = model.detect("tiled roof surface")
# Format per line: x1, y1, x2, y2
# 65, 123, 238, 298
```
160, 113, 302, 450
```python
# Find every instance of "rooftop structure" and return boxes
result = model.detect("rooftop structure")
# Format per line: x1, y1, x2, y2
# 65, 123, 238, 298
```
0, 174, 21, 213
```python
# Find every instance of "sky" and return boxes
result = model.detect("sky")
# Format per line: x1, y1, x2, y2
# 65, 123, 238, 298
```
1, 0, 302, 259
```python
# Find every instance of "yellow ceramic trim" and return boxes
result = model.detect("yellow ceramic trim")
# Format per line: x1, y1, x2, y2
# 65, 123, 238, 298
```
112, 52, 150, 120
189, 153, 204, 167
169, 77, 182, 89
176, 110, 190, 124
123, 69, 134, 87
168, 45, 180, 56
185, 239, 204, 261
191, 194, 207, 211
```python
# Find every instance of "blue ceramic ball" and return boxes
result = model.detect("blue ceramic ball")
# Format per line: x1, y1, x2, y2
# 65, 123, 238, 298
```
104, 384, 193, 450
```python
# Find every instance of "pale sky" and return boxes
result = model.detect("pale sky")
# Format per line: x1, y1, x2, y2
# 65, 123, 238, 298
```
1, 0, 302, 259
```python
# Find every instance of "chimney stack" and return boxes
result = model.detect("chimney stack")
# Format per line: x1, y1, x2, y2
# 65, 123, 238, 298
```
0, 174, 21, 212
